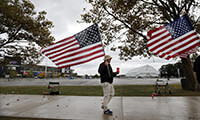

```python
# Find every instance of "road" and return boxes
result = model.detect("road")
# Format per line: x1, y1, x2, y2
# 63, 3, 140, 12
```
0, 78, 181, 86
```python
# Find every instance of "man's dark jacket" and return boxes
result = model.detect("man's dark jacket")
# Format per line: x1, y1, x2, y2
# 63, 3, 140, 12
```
98, 61, 116, 84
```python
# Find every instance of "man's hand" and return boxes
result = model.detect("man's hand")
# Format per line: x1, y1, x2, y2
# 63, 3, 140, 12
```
104, 61, 109, 66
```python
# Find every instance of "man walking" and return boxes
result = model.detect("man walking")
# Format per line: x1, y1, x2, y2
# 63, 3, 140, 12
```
98, 55, 118, 115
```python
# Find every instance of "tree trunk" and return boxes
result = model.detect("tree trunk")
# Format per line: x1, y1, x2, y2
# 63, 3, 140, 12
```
181, 56, 199, 91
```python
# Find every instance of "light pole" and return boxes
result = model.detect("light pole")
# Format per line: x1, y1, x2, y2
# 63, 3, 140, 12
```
177, 69, 180, 78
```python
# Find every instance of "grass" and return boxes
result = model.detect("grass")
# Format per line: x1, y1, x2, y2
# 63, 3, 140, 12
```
0, 84, 199, 119
0, 84, 200, 96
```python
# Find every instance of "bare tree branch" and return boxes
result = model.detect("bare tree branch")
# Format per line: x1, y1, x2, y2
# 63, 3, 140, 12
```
186, 0, 195, 13
140, 0, 157, 6
103, 5, 147, 40
168, 0, 180, 18
158, 0, 176, 19
151, 0, 172, 22
0, 25, 22, 48
180, 0, 187, 13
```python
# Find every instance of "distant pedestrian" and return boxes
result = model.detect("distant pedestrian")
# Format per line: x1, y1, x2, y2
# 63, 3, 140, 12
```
98, 55, 119, 115
193, 55, 200, 85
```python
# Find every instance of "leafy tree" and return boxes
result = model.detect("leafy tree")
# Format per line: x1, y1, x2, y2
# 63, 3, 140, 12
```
0, 0, 55, 64
174, 62, 184, 77
80, 0, 200, 90
159, 62, 184, 78
160, 64, 175, 78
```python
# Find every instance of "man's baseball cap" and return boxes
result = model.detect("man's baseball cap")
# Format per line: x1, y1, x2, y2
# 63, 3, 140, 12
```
104, 55, 112, 60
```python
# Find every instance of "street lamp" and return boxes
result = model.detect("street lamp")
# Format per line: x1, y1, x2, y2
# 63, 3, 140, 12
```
177, 69, 180, 78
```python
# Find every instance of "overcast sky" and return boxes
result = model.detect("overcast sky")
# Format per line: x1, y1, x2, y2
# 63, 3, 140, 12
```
31, 0, 178, 75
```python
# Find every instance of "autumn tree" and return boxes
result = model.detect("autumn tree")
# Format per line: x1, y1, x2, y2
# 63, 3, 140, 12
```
0, 0, 54, 64
80, 0, 200, 90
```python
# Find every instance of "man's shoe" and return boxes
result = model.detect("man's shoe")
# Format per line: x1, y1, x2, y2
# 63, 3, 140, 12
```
104, 109, 113, 115
101, 105, 104, 109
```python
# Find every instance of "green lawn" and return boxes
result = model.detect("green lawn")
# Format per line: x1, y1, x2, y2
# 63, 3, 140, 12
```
0, 84, 200, 96
0, 84, 200, 119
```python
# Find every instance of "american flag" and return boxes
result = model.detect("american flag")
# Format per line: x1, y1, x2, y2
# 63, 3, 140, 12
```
147, 14, 200, 60
41, 23, 105, 69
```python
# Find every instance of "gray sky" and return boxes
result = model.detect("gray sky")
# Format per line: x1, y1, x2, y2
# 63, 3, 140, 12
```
31, 0, 178, 75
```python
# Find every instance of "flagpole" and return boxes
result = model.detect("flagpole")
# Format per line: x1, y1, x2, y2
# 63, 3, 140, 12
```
97, 23, 111, 77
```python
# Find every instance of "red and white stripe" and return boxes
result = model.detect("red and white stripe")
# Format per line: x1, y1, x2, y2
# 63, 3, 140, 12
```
147, 26, 200, 60
41, 36, 104, 69
180, 46, 199, 58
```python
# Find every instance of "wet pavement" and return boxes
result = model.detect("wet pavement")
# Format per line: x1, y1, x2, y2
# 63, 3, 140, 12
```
0, 94, 200, 120
0, 78, 181, 86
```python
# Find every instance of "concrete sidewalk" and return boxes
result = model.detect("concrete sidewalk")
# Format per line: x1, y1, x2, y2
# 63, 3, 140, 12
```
0, 94, 200, 120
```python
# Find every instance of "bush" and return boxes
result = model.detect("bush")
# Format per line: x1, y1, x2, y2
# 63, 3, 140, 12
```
27, 70, 34, 78
9, 70, 17, 78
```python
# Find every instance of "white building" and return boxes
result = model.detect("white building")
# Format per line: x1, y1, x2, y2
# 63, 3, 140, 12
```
126, 65, 159, 78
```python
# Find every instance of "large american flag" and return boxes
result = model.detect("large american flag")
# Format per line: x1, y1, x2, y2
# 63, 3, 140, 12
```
41, 23, 105, 69
147, 14, 200, 60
